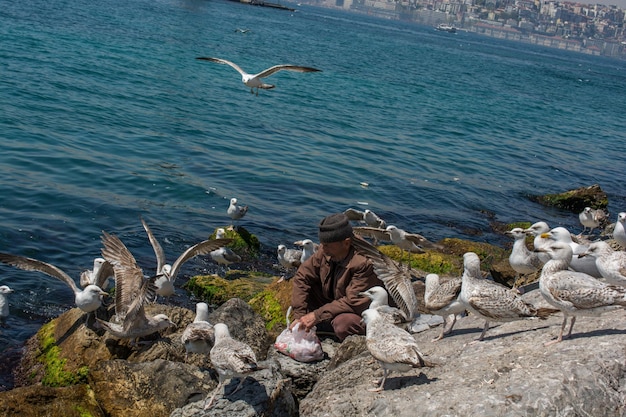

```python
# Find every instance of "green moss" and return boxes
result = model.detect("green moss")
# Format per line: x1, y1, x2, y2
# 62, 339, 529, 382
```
74, 405, 94, 417
249, 290, 287, 333
209, 226, 260, 257
535, 185, 608, 212
184, 272, 271, 304
37, 321, 88, 387
377, 245, 462, 275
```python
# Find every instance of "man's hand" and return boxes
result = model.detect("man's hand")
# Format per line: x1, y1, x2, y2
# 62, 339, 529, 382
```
290, 312, 316, 332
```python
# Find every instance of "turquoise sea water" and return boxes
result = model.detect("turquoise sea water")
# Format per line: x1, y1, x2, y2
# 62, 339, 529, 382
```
1, 0, 625, 388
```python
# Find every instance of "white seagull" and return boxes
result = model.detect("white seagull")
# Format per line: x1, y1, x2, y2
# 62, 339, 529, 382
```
80, 257, 114, 290
359, 286, 407, 325
0, 253, 108, 315
182, 302, 215, 359
578, 240, 626, 287
344, 208, 387, 229
0, 285, 14, 319
535, 241, 626, 346
204, 322, 259, 409
578, 206, 607, 236
613, 212, 626, 249
196, 57, 321, 95
524, 221, 551, 264
294, 239, 318, 264
541, 227, 601, 278
209, 228, 241, 274
141, 218, 231, 297
227, 197, 248, 223
276, 244, 302, 282
505, 228, 545, 286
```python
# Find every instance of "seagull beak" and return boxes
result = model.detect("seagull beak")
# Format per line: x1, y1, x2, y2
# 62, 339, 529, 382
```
540, 233, 550, 239
357, 291, 369, 298
100, 290, 109, 297
533, 248, 547, 253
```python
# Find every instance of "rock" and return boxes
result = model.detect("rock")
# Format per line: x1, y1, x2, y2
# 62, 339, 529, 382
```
0, 384, 104, 417
170, 358, 297, 417
299, 292, 626, 417
533, 184, 609, 213
89, 359, 214, 417
208, 297, 272, 360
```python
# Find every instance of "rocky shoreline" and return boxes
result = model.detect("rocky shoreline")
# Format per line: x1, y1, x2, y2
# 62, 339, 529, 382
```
1, 184, 623, 416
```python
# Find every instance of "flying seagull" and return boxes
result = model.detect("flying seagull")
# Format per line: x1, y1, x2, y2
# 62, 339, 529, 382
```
196, 57, 321, 95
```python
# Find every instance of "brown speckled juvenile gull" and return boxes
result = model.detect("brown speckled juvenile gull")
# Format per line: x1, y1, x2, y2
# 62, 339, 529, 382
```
459, 252, 555, 342
505, 228, 545, 286
579, 240, 626, 287
141, 218, 231, 297
204, 322, 258, 409
359, 286, 407, 325
0, 253, 107, 314
98, 231, 175, 340
181, 302, 214, 359
536, 241, 626, 346
361, 308, 433, 392
424, 273, 465, 342
196, 57, 321, 96
80, 257, 114, 290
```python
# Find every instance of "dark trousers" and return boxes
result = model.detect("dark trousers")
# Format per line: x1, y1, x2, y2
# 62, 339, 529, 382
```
316, 312, 365, 342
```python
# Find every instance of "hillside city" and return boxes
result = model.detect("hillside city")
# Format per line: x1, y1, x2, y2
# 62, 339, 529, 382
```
295, 0, 626, 58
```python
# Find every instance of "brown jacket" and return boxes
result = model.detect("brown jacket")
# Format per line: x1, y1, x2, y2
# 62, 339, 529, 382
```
291, 244, 383, 325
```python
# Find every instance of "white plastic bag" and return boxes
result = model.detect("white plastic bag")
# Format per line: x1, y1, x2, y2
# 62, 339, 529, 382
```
274, 307, 324, 362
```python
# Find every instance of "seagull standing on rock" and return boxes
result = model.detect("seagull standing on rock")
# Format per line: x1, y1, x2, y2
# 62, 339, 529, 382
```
204, 322, 259, 409
276, 244, 302, 282
181, 302, 215, 359
578, 240, 626, 287
613, 212, 626, 249
505, 228, 545, 287
578, 206, 607, 236
424, 273, 464, 342
361, 308, 434, 392
227, 197, 248, 226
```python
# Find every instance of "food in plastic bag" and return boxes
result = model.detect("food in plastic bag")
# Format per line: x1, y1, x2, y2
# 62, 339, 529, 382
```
274, 307, 324, 362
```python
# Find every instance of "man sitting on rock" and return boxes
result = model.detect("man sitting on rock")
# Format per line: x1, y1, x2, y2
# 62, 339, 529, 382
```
290, 213, 383, 341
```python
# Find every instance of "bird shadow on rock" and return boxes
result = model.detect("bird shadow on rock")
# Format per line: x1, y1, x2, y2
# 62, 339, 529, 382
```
217, 377, 269, 413
563, 327, 626, 341
380, 372, 438, 391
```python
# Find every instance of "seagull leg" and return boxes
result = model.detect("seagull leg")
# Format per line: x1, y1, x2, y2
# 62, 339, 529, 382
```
204, 380, 224, 410
229, 376, 247, 395
545, 315, 569, 346
469, 320, 490, 344
368, 367, 388, 392
564, 316, 576, 340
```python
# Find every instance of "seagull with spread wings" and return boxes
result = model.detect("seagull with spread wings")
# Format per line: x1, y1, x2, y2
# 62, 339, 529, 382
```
141, 218, 231, 297
196, 57, 321, 95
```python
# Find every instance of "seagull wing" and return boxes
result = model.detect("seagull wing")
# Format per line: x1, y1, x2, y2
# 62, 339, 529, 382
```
93, 259, 115, 289
426, 278, 462, 311
404, 232, 442, 250
196, 57, 247, 76
255, 64, 321, 79
351, 238, 418, 321
0, 253, 79, 294
169, 238, 233, 280
344, 208, 365, 222
101, 231, 146, 320
353, 226, 391, 242
141, 218, 166, 274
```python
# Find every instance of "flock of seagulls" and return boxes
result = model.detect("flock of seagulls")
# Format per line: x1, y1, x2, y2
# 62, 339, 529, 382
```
1, 197, 626, 398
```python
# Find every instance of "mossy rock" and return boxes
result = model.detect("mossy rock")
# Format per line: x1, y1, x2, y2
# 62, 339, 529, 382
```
532, 184, 608, 213
248, 280, 293, 335
436, 238, 507, 271
208, 226, 261, 257
184, 271, 273, 304
377, 245, 462, 275
37, 321, 89, 387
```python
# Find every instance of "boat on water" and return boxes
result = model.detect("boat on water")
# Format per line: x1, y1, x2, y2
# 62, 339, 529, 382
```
436, 23, 457, 33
